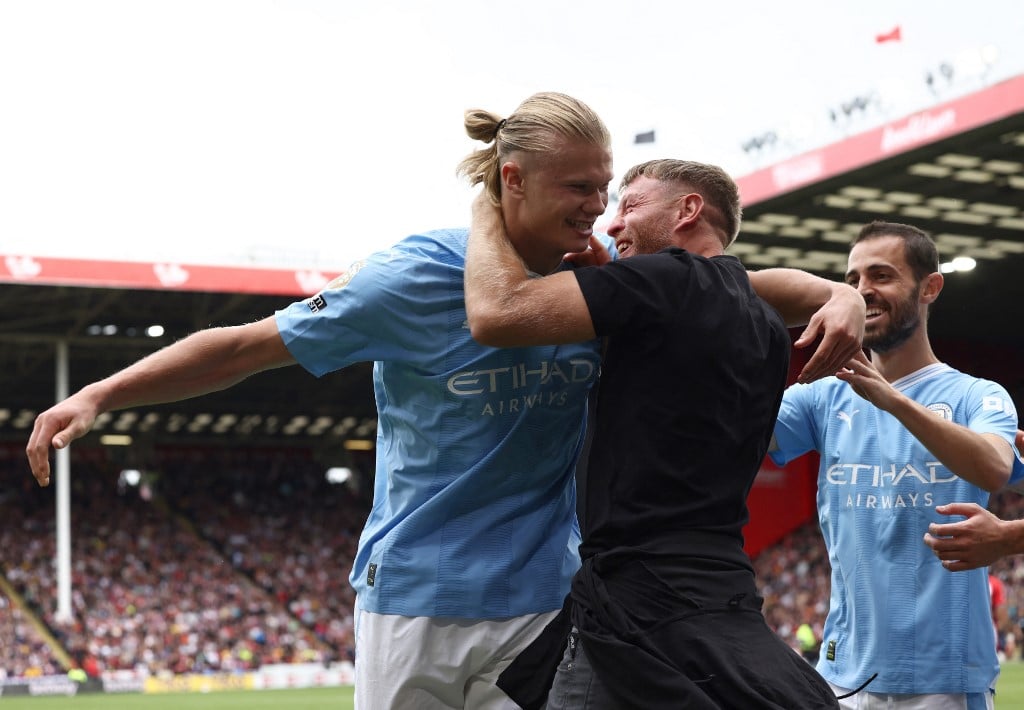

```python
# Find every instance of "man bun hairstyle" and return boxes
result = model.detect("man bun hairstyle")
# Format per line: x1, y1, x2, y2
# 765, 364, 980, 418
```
457, 92, 611, 204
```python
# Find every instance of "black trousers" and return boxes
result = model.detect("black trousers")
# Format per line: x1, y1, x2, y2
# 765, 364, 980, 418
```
565, 555, 841, 710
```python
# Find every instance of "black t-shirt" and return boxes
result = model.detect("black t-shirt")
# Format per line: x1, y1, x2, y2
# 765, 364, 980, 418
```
573, 248, 790, 567
498, 251, 825, 710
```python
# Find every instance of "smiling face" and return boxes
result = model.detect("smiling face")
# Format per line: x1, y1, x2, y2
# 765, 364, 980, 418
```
501, 134, 613, 274
605, 175, 680, 258
845, 235, 925, 352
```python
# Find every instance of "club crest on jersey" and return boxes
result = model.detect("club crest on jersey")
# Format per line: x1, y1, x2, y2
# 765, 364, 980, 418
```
926, 403, 953, 421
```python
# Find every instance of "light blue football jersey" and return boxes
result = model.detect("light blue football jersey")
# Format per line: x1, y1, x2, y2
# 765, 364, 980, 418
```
771, 363, 1018, 694
275, 228, 608, 619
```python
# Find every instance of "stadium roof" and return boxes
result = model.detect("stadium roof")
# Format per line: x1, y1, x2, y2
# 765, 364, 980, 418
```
0, 264, 377, 449
733, 73, 1024, 349
2, 74, 1023, 449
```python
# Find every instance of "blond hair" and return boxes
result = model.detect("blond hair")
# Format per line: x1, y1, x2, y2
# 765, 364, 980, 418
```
456, 92, 611, 202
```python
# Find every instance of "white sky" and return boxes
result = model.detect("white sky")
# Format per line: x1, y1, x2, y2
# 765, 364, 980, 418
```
2, 0, 1022, 270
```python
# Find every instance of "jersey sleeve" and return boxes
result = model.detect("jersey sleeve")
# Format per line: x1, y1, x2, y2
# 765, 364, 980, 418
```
1012, 446, 1024, 486
965, 378, 1020, 473
274, 244, 448, 376
769, 382, 821, 466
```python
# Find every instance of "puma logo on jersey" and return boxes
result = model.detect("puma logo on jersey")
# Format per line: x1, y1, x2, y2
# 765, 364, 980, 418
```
836, 409, 859, 430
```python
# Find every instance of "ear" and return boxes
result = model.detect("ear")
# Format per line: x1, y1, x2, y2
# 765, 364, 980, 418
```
501, 161, 526, 198
676, 192, 704, 229
920, 271, 943, 304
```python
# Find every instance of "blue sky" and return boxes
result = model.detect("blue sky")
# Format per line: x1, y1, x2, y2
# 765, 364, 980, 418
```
2, 0, 1021, 269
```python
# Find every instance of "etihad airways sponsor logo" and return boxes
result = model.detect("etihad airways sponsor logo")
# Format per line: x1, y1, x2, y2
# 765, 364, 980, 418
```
880, 108, 956, 153
447, 358, 597, 396
448, 357, 598, 417
843, 491, 934, 509
479, 391, 572, 416
826, 461, 954, 486
830, 462, 948, 508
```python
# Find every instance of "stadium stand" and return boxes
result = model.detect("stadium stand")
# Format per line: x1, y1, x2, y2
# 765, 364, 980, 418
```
156, 447, 362, 663
0, 446, 366, 680
754, 521, 831, 653
0, 589, 64, 680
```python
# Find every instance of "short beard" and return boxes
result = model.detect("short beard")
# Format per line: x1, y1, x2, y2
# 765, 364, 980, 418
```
865, 287, 922, 353
865, 315, 919, 353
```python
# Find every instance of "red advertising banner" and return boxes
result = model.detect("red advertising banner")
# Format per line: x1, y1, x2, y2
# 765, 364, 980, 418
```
736, 74, 1024, 206
1, 254, 341, 296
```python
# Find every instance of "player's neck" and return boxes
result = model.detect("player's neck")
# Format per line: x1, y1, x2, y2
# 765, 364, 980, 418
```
679, 232, 723, 258
869, 331, 940, 382
505, 230, 562, 275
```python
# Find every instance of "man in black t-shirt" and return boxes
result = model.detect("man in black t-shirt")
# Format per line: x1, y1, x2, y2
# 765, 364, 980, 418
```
465, 159, 847, 709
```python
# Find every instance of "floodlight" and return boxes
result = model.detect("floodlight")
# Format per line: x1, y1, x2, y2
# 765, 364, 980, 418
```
326, 467, 352, 485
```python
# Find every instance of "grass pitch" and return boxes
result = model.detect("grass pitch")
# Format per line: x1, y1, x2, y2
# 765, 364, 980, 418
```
0, 686, 353, 709
996, 662, 1024, 706
4, 665, 1024, 708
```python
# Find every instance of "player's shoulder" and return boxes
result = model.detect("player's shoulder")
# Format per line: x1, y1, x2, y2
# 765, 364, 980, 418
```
345, 228, 469, 278
782, 375, 854, 415
787, 374, 847, 397
932, 363, 1014, 400
389, 227, 469, 261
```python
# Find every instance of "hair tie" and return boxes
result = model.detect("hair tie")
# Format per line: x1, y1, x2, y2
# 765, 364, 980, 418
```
494, 118, 507, 139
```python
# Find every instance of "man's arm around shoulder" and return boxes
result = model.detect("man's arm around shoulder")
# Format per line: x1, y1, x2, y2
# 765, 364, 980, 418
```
747, 268, 865, 383
464, 192, 596, 347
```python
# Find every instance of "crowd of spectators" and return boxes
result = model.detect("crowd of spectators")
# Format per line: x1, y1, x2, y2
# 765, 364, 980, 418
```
753, 520, 832, 655
4, 440, 1024, 681
0, 445, 67, 679
0, 590, 64, 680
156, 446, 366, 663
0, 445, 359, 680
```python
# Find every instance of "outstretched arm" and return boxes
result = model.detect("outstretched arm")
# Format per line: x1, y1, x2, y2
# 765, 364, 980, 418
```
747, 269, 866, 383
464, 192, 595, 347
26, 317, 294, 486
836, 351, 1013, 491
